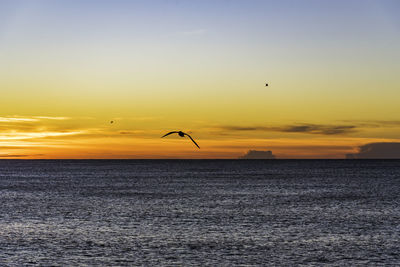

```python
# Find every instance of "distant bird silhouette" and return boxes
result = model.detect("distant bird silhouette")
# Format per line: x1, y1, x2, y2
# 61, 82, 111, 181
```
161, 131, 200, 149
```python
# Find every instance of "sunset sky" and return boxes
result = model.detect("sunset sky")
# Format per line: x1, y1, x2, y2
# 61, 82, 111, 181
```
1, 0, 399, 159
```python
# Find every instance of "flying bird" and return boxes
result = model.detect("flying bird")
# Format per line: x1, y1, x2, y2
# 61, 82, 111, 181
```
161, 131, 200, 149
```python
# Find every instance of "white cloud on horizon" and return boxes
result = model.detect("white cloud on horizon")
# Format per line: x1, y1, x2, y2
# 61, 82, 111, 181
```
0, 131, 84, 140
0, 117, 38, 122
0, 116, 70, 122
34, 116, 70, 120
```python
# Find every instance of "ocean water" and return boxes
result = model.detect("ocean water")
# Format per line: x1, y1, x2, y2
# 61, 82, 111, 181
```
0, 160, 399, 266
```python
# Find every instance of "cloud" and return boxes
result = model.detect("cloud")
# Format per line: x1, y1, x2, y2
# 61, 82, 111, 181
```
219, 123, 357, 135
0, 116, 70, 122
0, 117, 38, 122
0, 154, 29, 158
179, 29, 207, 36
239, 150, 276, 159
346, 142, 400, 159
0, 154, 44, 158
0, 131, 84, 141
281, 125, 356, 135
0, 146, 28, 150
34, 116, 70, 120
222, 126, 262, 131
119, 116, 160, 121
0, 115, 89, 141
341, 120, 400, 127
119, 130, 145, 135
217, 120, 400, 137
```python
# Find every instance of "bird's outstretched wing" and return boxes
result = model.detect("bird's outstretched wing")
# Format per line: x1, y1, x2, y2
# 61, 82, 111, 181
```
161, 131, 179, 138
184, 133, 200, 149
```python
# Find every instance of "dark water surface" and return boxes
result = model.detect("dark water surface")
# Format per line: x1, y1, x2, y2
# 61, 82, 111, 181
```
0, 160, 399, 266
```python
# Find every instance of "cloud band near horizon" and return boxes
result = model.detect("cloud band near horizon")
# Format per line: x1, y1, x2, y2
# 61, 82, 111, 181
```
217, 123, 357, 135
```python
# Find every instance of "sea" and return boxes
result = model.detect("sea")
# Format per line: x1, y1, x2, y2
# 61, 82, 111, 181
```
0, 160, 399, 266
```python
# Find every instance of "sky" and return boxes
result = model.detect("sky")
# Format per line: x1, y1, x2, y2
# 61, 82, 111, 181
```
1, 0, 400, 159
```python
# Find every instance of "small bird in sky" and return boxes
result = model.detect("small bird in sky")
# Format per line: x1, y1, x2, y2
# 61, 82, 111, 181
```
161, 131, 200, 149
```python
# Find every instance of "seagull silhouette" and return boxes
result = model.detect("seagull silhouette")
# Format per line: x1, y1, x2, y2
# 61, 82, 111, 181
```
161, 131, 200, 149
